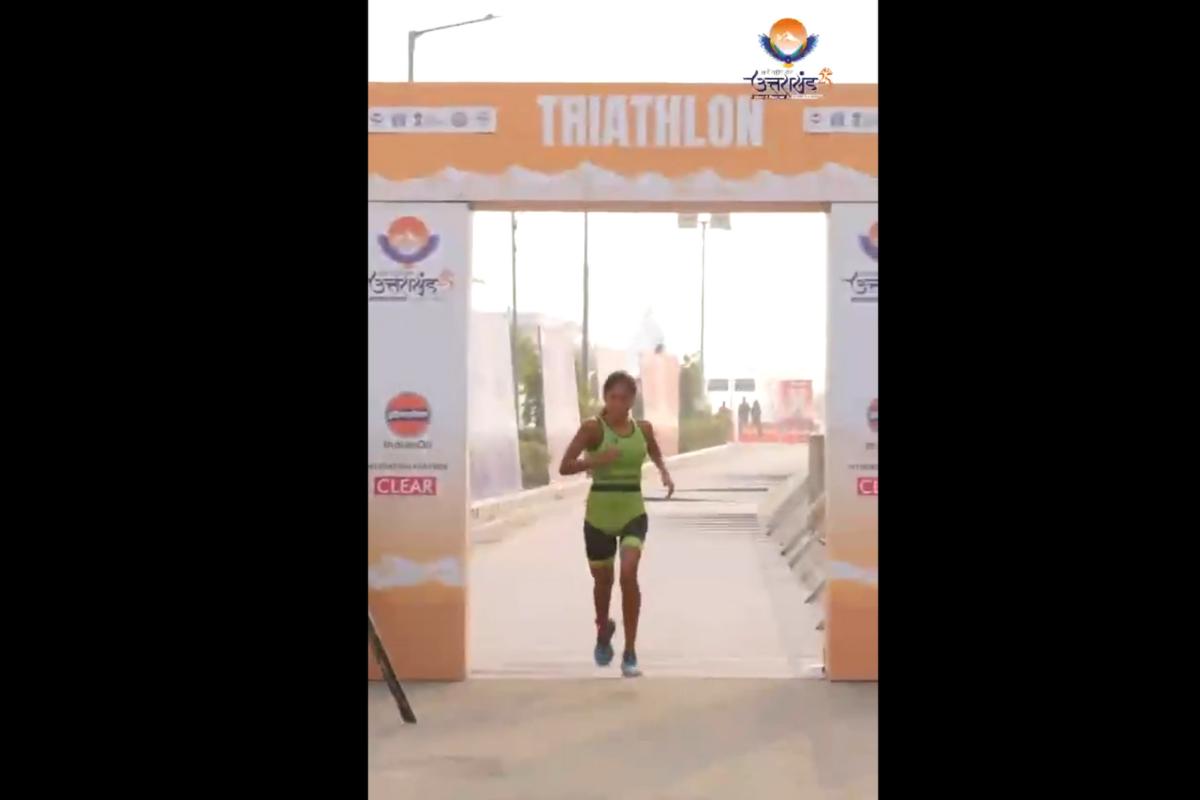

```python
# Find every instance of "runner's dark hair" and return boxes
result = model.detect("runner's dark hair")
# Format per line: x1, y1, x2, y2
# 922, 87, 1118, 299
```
600, 371, 638, 419
603, 371, 638, 397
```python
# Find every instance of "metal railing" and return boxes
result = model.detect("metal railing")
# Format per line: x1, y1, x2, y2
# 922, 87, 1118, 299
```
764, 435, 826, 630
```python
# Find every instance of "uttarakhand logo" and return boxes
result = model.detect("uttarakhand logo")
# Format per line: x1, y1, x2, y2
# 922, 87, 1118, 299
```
859, 222, 878, 261
759, 18, 819, 67
378, 216, 439, 265
370, 215, 455, 302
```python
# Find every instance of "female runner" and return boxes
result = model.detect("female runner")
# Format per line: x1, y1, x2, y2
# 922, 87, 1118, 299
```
559, 371, 675, 677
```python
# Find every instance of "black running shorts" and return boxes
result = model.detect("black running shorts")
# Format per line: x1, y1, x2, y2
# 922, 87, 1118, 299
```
583, 514, 648, 566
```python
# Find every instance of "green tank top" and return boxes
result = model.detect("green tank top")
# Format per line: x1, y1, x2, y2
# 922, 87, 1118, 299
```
585, 414, 648, 533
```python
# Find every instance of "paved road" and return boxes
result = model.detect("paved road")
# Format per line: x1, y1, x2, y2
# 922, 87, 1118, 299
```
368, 445, 877, 799
369, 678, 878, 799
469, 444, 824, 678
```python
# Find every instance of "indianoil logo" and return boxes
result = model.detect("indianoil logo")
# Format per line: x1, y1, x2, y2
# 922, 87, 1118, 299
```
385, 392, 431, 439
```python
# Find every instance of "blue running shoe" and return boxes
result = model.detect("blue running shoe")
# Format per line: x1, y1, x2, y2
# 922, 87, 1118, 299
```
621, 651, 643, 678
594, 619, 616, 667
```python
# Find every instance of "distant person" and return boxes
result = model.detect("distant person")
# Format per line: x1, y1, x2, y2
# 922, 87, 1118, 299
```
751, 400, 763, 438
738, 398, 751, 433
559, 371, 675, 678
717, 402, 733, 440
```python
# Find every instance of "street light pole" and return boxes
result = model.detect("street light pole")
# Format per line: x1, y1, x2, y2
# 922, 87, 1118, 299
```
677, 212, 729, 405
407, 14, 498, 82
699, 218, 708, 389
582, 212, 590, 405
407, 31, 417, 83
511, 212, 520, 430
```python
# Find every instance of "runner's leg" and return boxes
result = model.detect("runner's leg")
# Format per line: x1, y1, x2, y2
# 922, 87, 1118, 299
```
585, 522, 618, 665
619, 545, 641, 655
590, 563, 614, 630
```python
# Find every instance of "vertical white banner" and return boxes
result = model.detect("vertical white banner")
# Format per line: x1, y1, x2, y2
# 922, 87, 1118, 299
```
639, 351, 681, 456
539, 325, 582, 483
826, 203, 878, 681
468, 311, 522, 501
594, 347, 628, 391
368, 203, 471, 681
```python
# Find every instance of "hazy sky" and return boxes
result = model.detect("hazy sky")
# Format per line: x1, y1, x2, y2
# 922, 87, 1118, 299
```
368, 1, 877, 387
369, 1, 878, 84
468, 211, 829, 385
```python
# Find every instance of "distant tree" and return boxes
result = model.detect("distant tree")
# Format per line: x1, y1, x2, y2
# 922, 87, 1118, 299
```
515, 333, 543, 429
679, 353, 707, 420
676, 353, 732, 453
575, 349, 601, 421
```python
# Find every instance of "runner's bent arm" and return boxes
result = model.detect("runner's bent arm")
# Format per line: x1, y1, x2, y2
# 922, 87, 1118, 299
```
559, 419, 614, 476
638, 420, 675, 499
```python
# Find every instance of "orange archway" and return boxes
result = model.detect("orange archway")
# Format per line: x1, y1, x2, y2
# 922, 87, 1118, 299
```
368, 82, 877, 681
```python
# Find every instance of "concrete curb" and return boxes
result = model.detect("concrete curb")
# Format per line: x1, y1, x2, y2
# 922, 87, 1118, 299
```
469, 443, 733, 527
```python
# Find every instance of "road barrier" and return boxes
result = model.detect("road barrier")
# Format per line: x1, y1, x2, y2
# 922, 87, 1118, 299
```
762, 435, 826, 632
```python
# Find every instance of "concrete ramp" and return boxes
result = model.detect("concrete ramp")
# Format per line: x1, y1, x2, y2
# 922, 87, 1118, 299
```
375, 446, 875, 800
469, 445, 823, 679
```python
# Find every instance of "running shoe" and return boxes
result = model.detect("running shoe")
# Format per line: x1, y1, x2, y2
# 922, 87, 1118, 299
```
594, 619, 616, 667
621, 651, 643, 678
